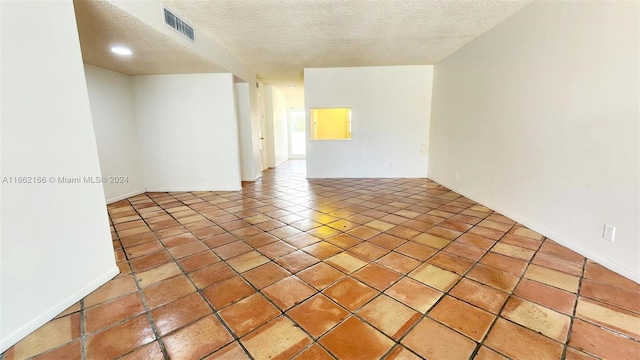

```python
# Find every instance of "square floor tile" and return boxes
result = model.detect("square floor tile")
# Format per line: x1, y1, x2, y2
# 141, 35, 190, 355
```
84, 276, 138, 307
86, 315, 155, 360
531, 252, 582, 276
428, 296, 495, 342
162, 315, 233, 360
583, 261, 640, 290
297, 262, 345, 290
365, 220, 396, 232
151, 292, 213, 336
327, 233, 363, 249
513, 278, 576, 315
214, 241, 252, 260
29, 340, 82, 360
484, 318, 563, 360
218, 293, 280, 336
449, 278, 508, 314
136, 262, 182, 288
129, 250, 172, 272
262, 276, 317, 310
402, 318, 476, 359
384, 345, 423, 360
352, 263, 402, 291
385, 277, 443, 313
579, 278, 640, 313
241, 317, 312, 359
226, 251, 271, 273
443, 242, 486, 261
325, 252, 368, 273
427, 251, 474, 275
376, 252, 421, 274
412, 233, 450, 249
349, 242, 390, 261
291, 344, 334, 359
479, 252, 527, 276
467, 264, 519, 292
256, 241, 297, 259
4, 314, 81, 360
189, 262, 236, 289
203, 342, 250, 359
386, 226, 421, 240
287, 294, 349, 337
202, 276, 255, 309
167, 241, 208, 259
142, 275, 196, 309
346, 226, 381, 240
357, 295, 421, 340
320, 316, 395, 359
323, 277, 378, 311
409, 264, 460, 292
242, 262, 291, 289
85, 292, 145, 333
302, 242, 343, 260
524, 264, 580, 293
474, 346, 508, 360
274, 250, 320, 273
564, 347, 598, 360
177, 251, 221, 273
284, 233, 322, 248
569, 319, 640, 359
395, 242, 437, 261
456, 233, 495, 250
491, 243, 535, 262
369, 233, 406, 250
574, 297, 640, 340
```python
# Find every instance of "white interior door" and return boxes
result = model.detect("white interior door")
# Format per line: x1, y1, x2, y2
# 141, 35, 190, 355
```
288, 109, 306, 159
257, 92, 268, 170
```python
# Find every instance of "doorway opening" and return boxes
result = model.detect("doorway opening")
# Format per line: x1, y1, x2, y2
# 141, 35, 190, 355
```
289, 110, 306, 159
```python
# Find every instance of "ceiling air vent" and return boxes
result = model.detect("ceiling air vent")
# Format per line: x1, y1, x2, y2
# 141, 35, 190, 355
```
163, 8, 195, 41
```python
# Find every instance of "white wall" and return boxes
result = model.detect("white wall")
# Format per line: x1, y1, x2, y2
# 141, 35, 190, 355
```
234, 82, 255, 180
84, 65, 145, 203
0, 0, 118, 352
110, 0, 264, 182
133, 73, 242, 191
304, 66, 433, 178
429, 1, 639, 281
256, 81, 268, 172
264, 85, 289, 168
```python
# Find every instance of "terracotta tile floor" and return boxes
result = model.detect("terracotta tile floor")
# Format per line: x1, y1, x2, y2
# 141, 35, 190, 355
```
3, 160, 640, 360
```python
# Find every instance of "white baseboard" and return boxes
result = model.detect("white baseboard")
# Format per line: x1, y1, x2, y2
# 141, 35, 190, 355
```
146, 187, 242, 192
242, 174, 262, 182
431, 176, 640, 284
274, 158, 288, 167
0, 266, 120, 353
106, 189, 146, 204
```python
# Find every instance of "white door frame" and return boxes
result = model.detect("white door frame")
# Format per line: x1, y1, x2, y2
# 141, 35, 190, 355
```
288, 109, 306, 159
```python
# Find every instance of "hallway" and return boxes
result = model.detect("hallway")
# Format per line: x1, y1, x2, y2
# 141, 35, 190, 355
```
3, 161, 639, 359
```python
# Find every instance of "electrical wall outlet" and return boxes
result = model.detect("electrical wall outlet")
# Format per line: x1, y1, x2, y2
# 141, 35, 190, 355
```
603, 224, 616, 242
455, 172, 459, 181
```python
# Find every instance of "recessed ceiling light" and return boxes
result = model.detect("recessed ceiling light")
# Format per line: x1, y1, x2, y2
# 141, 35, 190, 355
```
111, 46, 132, 55
289, 86, 296, 89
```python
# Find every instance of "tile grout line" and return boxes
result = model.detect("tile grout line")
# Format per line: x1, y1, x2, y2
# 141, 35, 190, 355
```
561, 255, 589, 359
140, 194, 256, 360
80, 299, 87, 360
116, 198, 171, 360
102, 170, 637, 360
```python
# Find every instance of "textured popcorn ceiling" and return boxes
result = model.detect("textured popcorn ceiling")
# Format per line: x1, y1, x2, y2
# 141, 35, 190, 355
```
166, 0, 533, 85
75, 0, 533, 83
74, 0, 225, 75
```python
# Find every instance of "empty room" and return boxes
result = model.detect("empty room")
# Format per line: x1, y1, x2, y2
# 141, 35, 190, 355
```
1, 0, 638, 359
